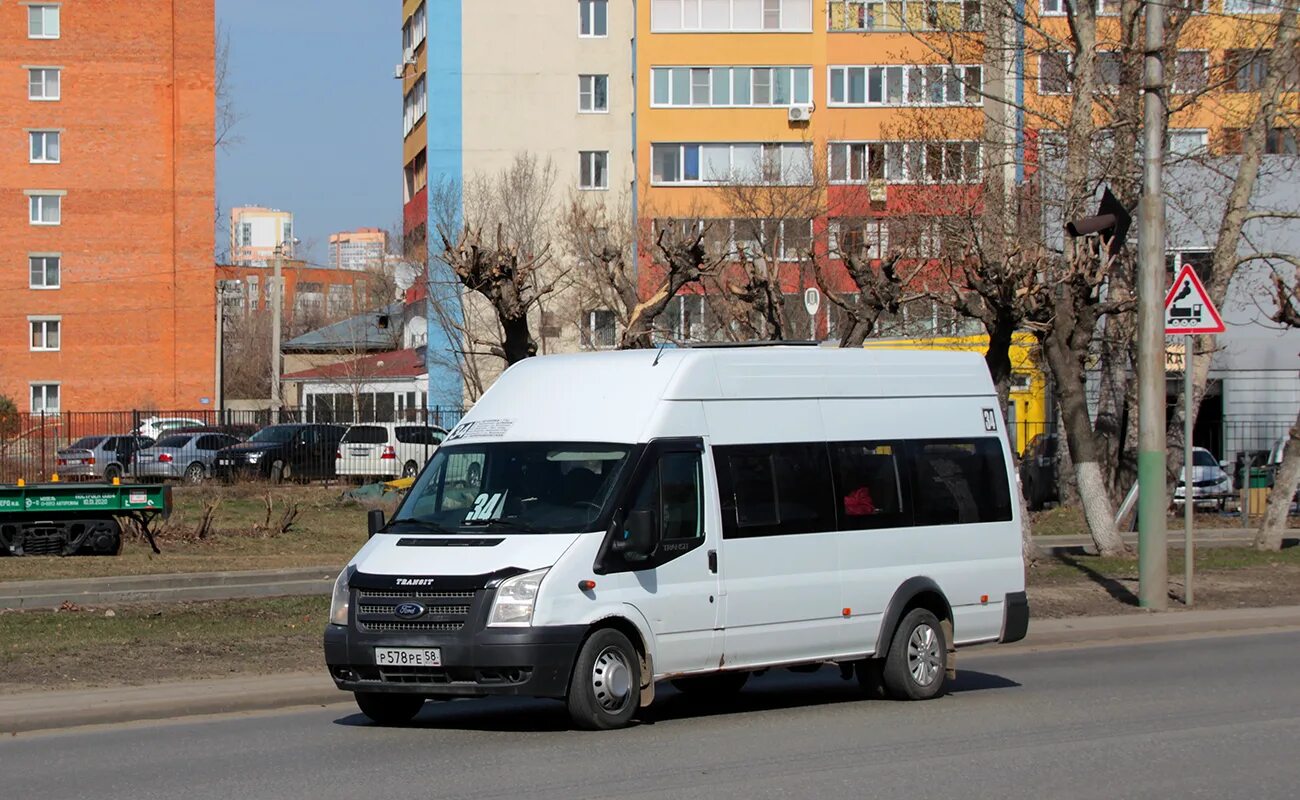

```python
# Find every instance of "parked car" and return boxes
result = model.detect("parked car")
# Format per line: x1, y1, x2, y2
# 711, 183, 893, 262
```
134, 432, 242, 483
335, 422, 447, 480
1173, 446, 1234, 509
56, 435, 155, 481
212, 424, 347, 483
134, 416, 206, 440
1019, 433, 1059, 511
172, 423, 259, 442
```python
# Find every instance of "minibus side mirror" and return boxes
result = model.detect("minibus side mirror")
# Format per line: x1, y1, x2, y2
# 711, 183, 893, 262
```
613, 509, 656, 562
367, 509, 385, 539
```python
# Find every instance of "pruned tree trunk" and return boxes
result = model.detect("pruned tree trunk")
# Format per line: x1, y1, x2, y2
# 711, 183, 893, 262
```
1256, 408, 1300, 551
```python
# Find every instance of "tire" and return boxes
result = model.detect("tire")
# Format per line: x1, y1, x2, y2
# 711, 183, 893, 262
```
402, 460, 419, 478
566, 629, 640, 730
271, 460, 287, 484
670, 671, 748, 697
102, 464, 122, 482
880, 608, 948, 701
354, 692, 425, 725
185, 462, 206, 484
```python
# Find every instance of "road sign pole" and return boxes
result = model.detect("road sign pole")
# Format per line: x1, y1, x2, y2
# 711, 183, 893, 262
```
1184, 333, 1194, 606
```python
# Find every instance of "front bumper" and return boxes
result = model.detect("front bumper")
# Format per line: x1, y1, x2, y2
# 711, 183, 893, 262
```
323, 623, 585, 698
212, 460, 265, 479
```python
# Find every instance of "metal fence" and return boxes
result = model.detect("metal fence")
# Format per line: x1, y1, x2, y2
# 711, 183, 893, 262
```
0, 407, 467, 485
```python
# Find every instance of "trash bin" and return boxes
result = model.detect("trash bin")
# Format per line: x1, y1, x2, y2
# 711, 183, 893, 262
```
1249, 468, 1272, 515
1249, 467, 1271, 489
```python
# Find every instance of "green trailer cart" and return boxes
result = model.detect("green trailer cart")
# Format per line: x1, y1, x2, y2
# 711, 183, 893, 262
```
0, 482, 171, 556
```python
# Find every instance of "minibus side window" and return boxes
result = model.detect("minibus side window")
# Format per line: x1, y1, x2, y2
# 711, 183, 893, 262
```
829, 441, 910, 530
628, 452, 704, 542
909, 438, 1012, 526
715, 444, 836, 539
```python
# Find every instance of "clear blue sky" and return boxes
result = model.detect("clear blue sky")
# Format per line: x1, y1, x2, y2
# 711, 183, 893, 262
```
216, 0, 400, 265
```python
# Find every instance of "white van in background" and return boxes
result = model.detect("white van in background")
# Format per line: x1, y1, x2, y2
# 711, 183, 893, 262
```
335, 423, 447, 479
324, 346, 1028, 729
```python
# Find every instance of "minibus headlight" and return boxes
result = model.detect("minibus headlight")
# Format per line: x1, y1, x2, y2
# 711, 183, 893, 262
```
329, 567, 353, 626
488, 569, 548, 627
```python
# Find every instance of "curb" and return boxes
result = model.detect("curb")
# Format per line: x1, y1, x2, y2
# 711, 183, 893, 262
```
5, 604, 1300, 735
0, 566, 338, 609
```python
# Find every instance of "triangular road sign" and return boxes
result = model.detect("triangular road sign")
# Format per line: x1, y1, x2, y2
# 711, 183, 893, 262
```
1164, 264, 1225, 335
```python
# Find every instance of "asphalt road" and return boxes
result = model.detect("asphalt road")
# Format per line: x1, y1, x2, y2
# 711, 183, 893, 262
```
5, 631, 1299, 800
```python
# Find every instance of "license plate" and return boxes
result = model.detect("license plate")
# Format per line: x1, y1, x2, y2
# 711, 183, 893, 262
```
350, 447, 370, 455
374, 647, 441, 667
67, 459, 83, 465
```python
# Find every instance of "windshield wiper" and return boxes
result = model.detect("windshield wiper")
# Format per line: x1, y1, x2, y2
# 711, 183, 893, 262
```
385, 519, 457, 535
461, 517, 546, 534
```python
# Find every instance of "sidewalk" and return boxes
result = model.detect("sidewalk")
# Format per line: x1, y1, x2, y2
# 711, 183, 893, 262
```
4, 604, 1299, 735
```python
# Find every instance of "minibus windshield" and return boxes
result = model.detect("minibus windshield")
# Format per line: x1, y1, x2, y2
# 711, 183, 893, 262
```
389, 442, 633, 534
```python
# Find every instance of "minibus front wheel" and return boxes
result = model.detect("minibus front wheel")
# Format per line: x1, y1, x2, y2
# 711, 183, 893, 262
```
881, 608, 948, 701
566, 629, 641, 730
354, 691, 426, 725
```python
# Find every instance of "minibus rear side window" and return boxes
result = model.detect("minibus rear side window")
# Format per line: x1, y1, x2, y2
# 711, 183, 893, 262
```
829, 441, 910, 530
716, 444, 836, 539
909, 438, 1012, 525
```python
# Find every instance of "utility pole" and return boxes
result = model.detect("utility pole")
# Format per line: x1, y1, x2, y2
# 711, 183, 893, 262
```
1137, 0, 1168, 610
270, 246, 283, 424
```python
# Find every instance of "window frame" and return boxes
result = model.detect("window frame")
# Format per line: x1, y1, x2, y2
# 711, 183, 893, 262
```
1167, 128, 1209, 157
1171, 51, 1209, 95
28, 316, 61, 352
828, 440, 913, 531
30, 383, 60, 414
1037, 51, 1072, 96
650, 65, 813, 108
27, 67, 61, 101
27, 192, 63, 226
578, 150, 610, 190
28, 4, 60, 39
28, 254, 61, 289
653, 0, 815, 33
578, 73, 610, 113
580, 0, 609, 37
651, 141, 814, 186
827, 63, 980, 107
714, 442, 838, 540
28, 130, 61, 164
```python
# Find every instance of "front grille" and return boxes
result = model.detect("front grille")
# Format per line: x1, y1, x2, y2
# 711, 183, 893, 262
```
353, 584, 483, 633
1193, 478, 1223, 488
362, 621, 464, 633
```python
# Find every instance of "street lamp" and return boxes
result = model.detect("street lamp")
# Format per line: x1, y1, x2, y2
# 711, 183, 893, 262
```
270, 237, 300, 423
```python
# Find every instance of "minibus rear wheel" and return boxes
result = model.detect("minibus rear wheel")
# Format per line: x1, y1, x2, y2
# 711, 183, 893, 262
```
566, 629, 641, 730
881, 608, 948, 701
354, 692, 426, 725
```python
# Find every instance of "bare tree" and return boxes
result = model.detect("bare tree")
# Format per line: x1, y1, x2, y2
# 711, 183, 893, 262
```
1257, 260, 1300, 551
214, 23, 242, 152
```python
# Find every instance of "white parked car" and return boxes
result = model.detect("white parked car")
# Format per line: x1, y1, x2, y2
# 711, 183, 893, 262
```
1173, 446, 1234, 510
335, 423, 447, 479
133, 416, 206, 441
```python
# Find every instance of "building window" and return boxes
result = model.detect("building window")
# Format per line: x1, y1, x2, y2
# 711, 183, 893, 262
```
28, 193, 62, 225
29, 318, 61, 351
29, 130, 60, 164
579, 74, 609, 112
1097, 51, 1123, 89
402, 2, 427, 52
1223, 0, 1281, 11
829, 0, 981, 32
1265, 128, 1298, 155
580, 0, 608, 36
651, 66, 813, 107
30, 383, 60, 413
1171, 52, 1208, 95
583, 309, 617, 348
247, 275, 260, 310
655, 0, 814, 32
1168, 129, 1208, 156
282, 221, 293, 248
29, 255, 60, 289
579, 150, 609, 189
240, 222, 252, 247
403, 75, 427, 136
651, 142, 813, 185
1040, 0, 1064, 13
28, 4, 60, 38
828, 217, 890, 259
1038, 52, 1071, 95
828, 64, 980, 106
28, 68, 61, 100
829, 140, 979, 184
1226, 49, 1269, 93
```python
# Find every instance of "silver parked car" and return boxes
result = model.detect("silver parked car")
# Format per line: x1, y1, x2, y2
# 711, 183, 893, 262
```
134, 432, 242, 483
56, 435, 155, 481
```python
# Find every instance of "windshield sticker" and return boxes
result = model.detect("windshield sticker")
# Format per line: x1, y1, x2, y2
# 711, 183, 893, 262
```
464, 491, 506, 522
445, 419, 515, 442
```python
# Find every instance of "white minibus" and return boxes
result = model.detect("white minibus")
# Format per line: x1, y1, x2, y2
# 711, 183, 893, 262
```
324, 345, 1028, 729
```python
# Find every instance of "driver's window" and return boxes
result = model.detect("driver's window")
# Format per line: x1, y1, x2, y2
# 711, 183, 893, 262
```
630, 451, 703, 542
298, 428, 318, 446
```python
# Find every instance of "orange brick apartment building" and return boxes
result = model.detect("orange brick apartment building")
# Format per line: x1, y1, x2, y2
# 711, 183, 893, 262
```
0, 1, 215, 412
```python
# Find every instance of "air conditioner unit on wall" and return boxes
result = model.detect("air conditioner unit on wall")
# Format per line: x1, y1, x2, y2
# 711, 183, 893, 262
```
393, 64, 406, 80
788, 104, 813, 123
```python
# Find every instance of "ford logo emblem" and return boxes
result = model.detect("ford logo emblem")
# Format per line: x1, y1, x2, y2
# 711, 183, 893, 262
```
394, 602, 426, 619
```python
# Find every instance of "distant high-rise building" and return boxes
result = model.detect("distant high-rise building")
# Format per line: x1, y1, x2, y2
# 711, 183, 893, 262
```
0, 0, 216, 412
230, 206, 294, 266
328, 227, 387, 271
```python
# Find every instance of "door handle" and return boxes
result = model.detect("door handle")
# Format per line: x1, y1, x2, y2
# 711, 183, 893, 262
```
708, 549, 718, 574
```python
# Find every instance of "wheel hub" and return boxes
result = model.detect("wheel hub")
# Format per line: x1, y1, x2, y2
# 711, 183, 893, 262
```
907, 623, 942, 687
591, 646, 632, 712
